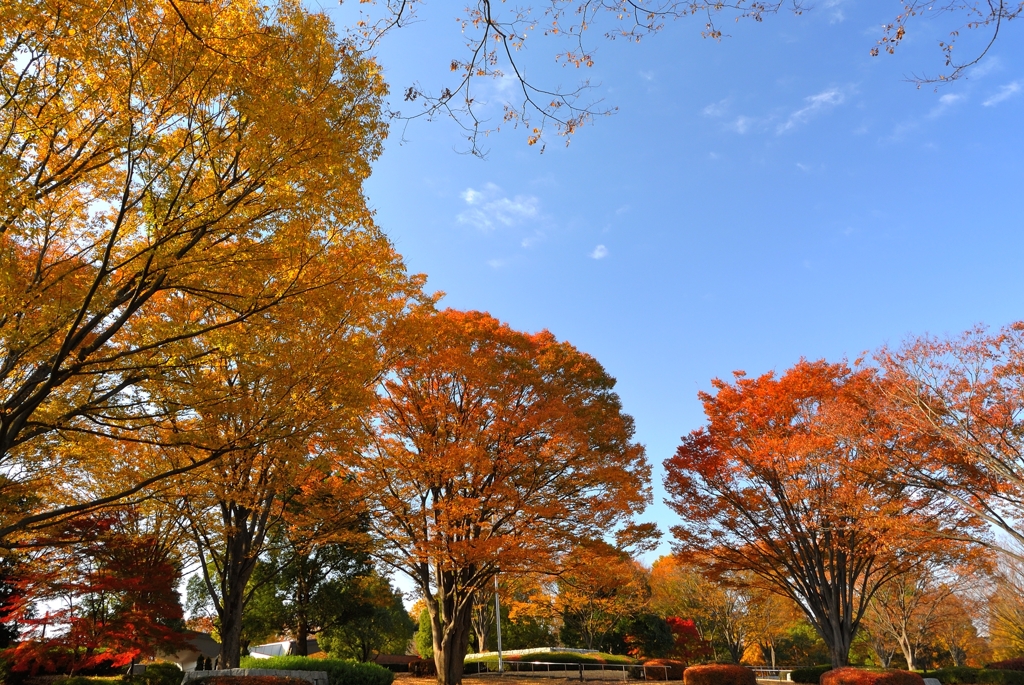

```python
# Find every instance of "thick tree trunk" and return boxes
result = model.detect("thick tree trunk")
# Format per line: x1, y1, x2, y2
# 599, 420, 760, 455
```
292, 562, 312, 656
194, 497, 271, 670
432, 607, 474, 685
295, 617, 309, 656
220, 582, 247, 669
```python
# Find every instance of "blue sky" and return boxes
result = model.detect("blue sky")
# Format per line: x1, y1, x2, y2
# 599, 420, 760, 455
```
324, 1, 1024, 564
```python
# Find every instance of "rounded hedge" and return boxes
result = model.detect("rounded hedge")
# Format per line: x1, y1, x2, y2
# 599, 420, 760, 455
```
820, 667, 924, 685
643, 659, 687, 680
683, 664, 756, 685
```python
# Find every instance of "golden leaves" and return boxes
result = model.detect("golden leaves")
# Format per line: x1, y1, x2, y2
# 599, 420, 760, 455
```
0, 0, 398, 542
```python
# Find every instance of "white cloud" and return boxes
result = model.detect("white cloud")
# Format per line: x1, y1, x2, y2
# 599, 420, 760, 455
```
486, 258, 505, 269
521, 232, 545, 248
825, 0, 847, 23
732, 115, 756, 134
639, 70, 655, 82
928, 92, 964, 118
457, 182, 540, 230
884, 119, 919, 142
590, 244, 609, 260
970, 57, 1002, 79
983, 81, 1021, 107
703, 99, 731, 117
778, 87, 847, 134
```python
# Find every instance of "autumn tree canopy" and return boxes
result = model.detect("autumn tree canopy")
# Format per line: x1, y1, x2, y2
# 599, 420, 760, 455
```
0, 0, 389, 545
556, 540, 651, 652
359, 309, 651, 685
161, 234, 415, 668
664, 360, 978, 668
2, 511, 187, 675
881, 324, 1024, 557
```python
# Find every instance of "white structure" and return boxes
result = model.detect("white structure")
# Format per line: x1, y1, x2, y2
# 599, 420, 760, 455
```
161, 632, 221, 671
248, 638, 321, 659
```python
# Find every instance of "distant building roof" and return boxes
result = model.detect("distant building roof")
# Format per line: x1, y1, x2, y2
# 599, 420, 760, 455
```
374, 655, 418, 666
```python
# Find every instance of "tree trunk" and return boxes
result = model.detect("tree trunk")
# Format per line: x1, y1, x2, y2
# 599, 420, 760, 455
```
430, 593, 475, 685
471, 598, 493, 653
196, 498, 270, 670
295, 616, 309, 656
220, 583, 246, 669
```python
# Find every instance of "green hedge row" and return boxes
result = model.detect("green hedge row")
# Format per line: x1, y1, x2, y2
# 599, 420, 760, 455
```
791, 665, 834, 683
238, 656, 394, 685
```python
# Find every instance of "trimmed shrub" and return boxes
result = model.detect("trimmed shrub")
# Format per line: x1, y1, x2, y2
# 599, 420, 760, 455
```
930, 666, 981, 684
791, 665, 833, 684
989, 659, 1024, 672
237, 656, 393, 685
683, 663, 756, 685
978, 670, 1024, 685
136, 662, 185, 685
642, 658, 686, 680
408, 658, 436, 678
820, 667, 924, 685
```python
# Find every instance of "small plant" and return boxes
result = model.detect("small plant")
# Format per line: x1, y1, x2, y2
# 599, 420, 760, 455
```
132, 662, 184, 685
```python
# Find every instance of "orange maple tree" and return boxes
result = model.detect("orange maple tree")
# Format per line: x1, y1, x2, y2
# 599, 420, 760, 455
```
664, 360, 977, 668
359, 309, 651, 685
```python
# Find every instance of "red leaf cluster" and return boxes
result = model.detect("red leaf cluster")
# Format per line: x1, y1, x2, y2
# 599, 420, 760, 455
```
683, 664, 756, 685
665, 617, 712, 664
1, 515, 187, 675
820, 668, 925, 685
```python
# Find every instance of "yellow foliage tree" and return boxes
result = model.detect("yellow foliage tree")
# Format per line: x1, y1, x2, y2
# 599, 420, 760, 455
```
159, 235, 417, 668
0, 0, 388, 544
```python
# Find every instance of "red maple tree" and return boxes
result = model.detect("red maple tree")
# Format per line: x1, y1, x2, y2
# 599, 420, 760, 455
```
2, 514, 187, 675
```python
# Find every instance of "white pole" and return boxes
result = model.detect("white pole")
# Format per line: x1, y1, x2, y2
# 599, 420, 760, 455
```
494, 573, 503, 674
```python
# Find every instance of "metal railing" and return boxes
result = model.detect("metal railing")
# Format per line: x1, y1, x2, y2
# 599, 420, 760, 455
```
466, 661, 671, 681
752, 668, 793, 682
